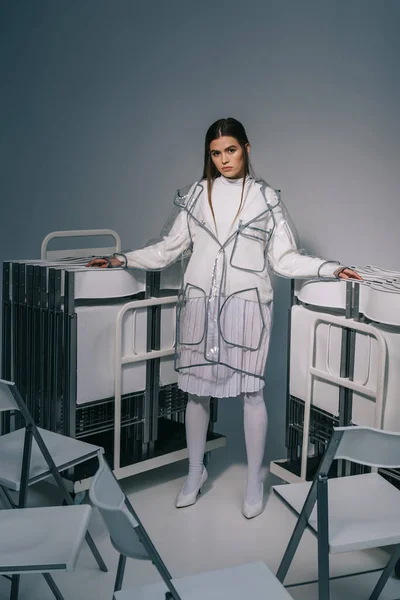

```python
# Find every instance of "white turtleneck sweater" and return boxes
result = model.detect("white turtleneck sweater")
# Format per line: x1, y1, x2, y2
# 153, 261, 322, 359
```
211, 174, 252, 242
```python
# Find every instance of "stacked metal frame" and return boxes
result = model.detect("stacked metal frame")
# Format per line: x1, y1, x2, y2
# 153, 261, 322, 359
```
1, 232, 225, 490
271, 265, 400, 487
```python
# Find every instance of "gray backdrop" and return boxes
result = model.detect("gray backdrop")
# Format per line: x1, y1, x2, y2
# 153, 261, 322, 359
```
1, 0, 399, 469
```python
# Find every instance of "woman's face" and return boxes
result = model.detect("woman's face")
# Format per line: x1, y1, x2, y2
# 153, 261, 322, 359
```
209, 136, 250, 178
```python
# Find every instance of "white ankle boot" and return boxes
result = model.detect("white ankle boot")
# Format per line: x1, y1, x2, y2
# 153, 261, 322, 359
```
175, 467, 208, 508
242, 483, 264, 519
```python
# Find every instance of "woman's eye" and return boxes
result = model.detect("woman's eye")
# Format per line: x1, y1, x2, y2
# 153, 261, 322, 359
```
228, 148, 236, 153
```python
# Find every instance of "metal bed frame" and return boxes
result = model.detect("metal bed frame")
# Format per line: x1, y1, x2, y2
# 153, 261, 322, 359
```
1, 230, 226, 495
270, 280, 397, 480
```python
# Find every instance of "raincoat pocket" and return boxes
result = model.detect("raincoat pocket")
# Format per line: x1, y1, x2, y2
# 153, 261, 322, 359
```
230, 221, 272, 273
176, 283, 207, 346
219, 288, 266, 350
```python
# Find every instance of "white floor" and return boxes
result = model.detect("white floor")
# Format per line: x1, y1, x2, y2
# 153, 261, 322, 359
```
2, 448, 400, 600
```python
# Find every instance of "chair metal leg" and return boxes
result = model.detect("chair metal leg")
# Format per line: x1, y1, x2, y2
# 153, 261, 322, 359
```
368, 543, 400, 600
114, 554, 127, 592
133, 521, 182, 600
83, 530, 108, 572
55, 476, 108, 573
276, 432, 342, 588
0, 485, 15, 509
3, 475, 23, 600
18, 425, 33, 508
7, 385, 107, 574
27, 431, 107, 572
276, 478, 319, 583
118, 494, 181, 600
42, 573, 66, 600
317, 475, 330, 600
10, 574, 20, 600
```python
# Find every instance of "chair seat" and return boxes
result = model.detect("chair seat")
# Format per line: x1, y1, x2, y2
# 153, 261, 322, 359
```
0, 504, 92, 574
0, 427, 102, 491
113, 562, 293, 599
273, 472, 400, 554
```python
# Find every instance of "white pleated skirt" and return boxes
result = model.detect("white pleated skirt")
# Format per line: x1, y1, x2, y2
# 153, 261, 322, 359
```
177, 296, 273, 398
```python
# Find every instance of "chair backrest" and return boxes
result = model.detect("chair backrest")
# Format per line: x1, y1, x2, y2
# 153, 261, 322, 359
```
334, 426, 400, 468
0, 379, 20, 412
89, 454, 148, 559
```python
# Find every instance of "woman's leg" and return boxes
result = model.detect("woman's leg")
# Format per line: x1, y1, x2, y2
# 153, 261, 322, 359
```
242, 389, 268, 505
181, 393, 210, 495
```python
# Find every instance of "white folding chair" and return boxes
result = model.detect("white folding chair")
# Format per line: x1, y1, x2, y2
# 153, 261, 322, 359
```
0, 379, 107, 599
0, 503, 92, 600
274, 425, 400, 600
89, 454, 294, 600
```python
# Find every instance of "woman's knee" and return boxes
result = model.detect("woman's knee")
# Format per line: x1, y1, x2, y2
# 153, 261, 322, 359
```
188, 393, 211, 407
242, 390, 265, 407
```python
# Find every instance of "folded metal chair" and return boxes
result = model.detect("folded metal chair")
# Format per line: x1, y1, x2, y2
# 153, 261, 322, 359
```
89, 453, 294, 600
0, 379, 107, 599
0, 503, 92, 600
274, 425, 400, 600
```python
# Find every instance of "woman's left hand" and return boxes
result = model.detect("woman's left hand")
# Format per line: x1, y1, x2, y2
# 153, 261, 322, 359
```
334, 267, 363, 280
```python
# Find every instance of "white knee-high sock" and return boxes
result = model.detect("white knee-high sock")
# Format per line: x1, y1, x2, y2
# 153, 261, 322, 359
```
242, 389, 268, 505
182, 393, 210, 495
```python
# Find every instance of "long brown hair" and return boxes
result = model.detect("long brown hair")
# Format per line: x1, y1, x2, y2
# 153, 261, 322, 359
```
202, 118, 253, 231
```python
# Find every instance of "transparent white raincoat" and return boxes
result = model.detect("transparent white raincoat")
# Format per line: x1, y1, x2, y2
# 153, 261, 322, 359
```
120, 177, 342, 390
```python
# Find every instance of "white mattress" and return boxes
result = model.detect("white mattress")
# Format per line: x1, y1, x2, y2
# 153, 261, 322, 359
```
9, 257, 183, 299
76, 303, 177, 405
290, 305, 400, 431
297, 264, 400, 326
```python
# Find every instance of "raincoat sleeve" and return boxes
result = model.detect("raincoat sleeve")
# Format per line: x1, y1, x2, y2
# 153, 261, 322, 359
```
123, 206, 191, 270
266, 188, 344, 279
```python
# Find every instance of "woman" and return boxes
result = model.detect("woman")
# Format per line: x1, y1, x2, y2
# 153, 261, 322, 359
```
87, 118, 361, 519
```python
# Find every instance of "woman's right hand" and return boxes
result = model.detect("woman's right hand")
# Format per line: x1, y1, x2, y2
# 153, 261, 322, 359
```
86, 257, 123, 268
